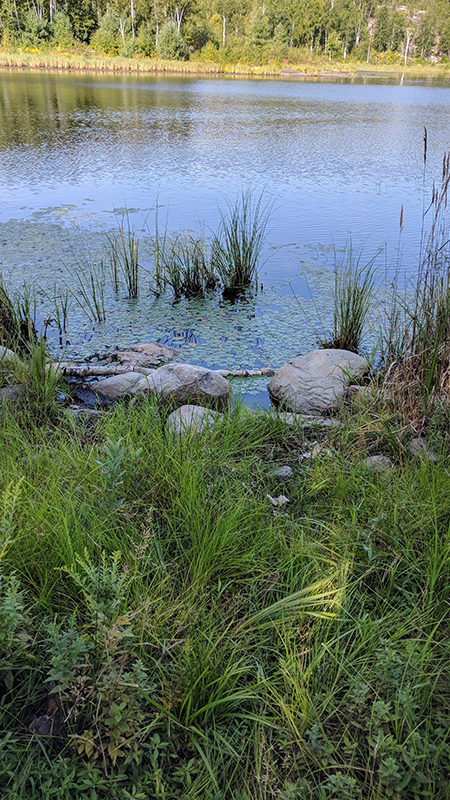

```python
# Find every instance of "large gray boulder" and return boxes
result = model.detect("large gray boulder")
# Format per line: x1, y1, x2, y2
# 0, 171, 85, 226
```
166, 405, 223, 437
94, 372, 144, 400
268, 349, 367, 414
137, 363, 232, 411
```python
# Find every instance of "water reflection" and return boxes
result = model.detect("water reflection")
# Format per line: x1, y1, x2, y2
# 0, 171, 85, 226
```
1, 71, 450, 369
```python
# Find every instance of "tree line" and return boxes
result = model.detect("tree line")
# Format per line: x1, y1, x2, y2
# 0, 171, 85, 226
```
0, 0, 449, 63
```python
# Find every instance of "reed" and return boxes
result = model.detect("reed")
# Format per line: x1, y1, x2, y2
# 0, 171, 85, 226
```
107, 216, 140, 300
65, 258, 106, 323
0, 277, 36, 351
159, 231, 216, 298
380, 151, 450, 423
211, 189, 273, 297
322, 241, 377, 353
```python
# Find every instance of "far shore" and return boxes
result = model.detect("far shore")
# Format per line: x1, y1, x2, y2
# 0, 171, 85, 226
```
0, 48, 449, 82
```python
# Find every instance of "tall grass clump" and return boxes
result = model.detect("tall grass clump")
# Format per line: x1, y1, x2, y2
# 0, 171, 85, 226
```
211, 189, 273, 297
0, 278, 36, 351
65, 258, 106, 323
322, 241, 377, 353
381, 151, 450, 423
22, 335, 63, 421
107, 214, 141, 299
159, 231, 217, 298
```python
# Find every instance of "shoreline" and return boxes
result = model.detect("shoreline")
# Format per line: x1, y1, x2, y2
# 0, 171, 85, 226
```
0, 49, 449, 82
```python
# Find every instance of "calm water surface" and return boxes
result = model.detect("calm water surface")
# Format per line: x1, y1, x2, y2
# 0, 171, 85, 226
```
1, 70, 450, 396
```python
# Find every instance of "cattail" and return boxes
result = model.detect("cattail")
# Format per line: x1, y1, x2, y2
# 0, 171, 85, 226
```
423, 127, 428, 165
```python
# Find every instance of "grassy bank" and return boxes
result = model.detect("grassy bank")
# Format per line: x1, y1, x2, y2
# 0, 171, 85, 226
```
0, 371, 450, 799
0, 48, 449, 80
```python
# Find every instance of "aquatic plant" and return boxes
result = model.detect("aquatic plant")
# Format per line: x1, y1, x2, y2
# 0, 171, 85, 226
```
0, 277, 36, 351
107, 215, 140, 300
380, 150, 450, 422
323, 241, 377, 353
160, 231, 216, 298
211, 189, 273, 296
65, 258, 106, 323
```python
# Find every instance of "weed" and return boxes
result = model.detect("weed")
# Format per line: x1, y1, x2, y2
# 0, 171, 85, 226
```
160, 231, 215, 298
22, 335, 63, 420
107, 214, 141, 299
322, 241, 377, 353
211, 189, 273, 296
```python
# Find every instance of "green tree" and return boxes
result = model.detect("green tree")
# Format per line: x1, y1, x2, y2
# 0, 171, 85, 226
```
66, 0, 98, 43
248, 9, 271, 46
21, 8, 48, 47
90, 9, 121, 53
51, 11, 74, 49
156, 19, 186, 58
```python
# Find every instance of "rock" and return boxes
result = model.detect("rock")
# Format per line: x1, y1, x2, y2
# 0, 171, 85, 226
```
0, 345, 18, 363
67, 404, 102, 420
267, 494, 290, 507
0, 384, 23, 403
273, 412, 341, 429
166, 405, 223, 436
107, 342, 178, 369
301, 443, 332, 460
29, 710, 61, 736
137, 363, 232, 411
362, 455, 393, 472
267, 349, 368, 414
409, 437, 438, 463
94, 372, 144, 400
267, 465, 293, 479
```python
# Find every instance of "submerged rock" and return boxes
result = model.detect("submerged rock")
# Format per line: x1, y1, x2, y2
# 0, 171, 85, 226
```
267, 349, 367, 414
166, 404, 223, 436
137, 363, 232, 411
102, 341, 178, 369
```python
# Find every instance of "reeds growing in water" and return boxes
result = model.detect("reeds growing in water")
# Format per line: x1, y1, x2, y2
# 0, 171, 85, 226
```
211, 189, 273, 296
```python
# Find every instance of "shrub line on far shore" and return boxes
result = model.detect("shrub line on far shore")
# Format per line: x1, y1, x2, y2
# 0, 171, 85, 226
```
0, 49, 449, 80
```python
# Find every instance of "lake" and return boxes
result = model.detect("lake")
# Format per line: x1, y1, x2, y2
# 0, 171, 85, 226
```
1, 70, 450, 401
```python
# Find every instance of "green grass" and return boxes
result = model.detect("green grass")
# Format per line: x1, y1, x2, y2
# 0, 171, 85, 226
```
0, 380, 449, 799
211, 189, 273, 296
